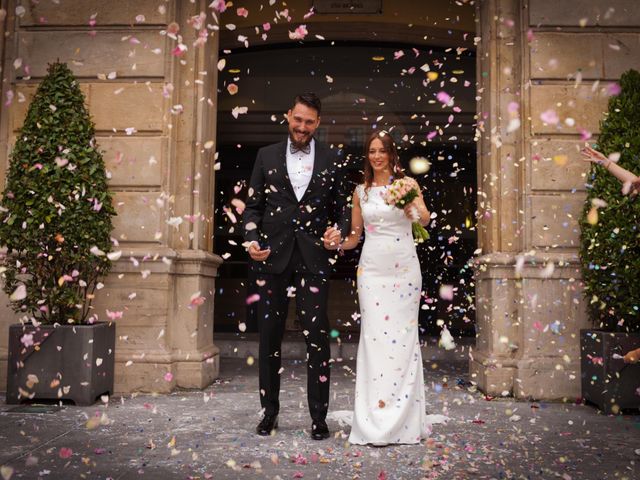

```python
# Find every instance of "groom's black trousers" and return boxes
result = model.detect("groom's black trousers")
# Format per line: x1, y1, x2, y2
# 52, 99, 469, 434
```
255, 245, 331, 422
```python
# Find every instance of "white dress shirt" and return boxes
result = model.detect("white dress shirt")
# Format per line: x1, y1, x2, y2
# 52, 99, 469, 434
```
286, 137, 315, 201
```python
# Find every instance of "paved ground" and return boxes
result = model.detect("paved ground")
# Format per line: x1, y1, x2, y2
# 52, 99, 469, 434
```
1, 346, 639, 480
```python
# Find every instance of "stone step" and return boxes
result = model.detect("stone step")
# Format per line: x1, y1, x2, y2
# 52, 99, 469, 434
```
214, 332, 474, 364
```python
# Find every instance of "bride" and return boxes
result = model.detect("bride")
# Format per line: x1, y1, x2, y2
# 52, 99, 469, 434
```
323, 130, 436, 445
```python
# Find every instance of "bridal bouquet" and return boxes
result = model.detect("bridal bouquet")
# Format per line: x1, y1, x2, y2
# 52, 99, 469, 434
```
383, 177, 430, 243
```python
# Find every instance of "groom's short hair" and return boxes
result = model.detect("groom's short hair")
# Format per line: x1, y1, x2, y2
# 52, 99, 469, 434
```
293, 93, 321, 115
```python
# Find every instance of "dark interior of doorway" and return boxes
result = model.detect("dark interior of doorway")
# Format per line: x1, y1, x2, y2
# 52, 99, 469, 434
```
214, 41, 477, 337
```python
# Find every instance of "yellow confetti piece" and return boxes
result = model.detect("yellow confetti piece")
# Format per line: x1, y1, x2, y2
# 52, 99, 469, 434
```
371, 56, 385, 61
86, 416, 101, 430
553, 155, 568, 166
427, 71, 439, 81
1, 465, 14, 480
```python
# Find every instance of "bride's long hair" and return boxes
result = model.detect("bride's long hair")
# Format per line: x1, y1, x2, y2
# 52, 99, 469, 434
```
362, 130, 405, 195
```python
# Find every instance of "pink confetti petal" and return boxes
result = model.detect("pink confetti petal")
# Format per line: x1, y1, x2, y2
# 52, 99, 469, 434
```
607, 82, 621, 96
439, 284, 454, 301
578, 128, 592, 140
210, 0, 227, 13
288, 25, 308, 41
20, 333, 34, 348
540, 109, 559, 125
436, 91, 451, 105
106, 309, 123, 320
59, 448, 73, 459
189, 292, 206, 307
246, 293, 260, 305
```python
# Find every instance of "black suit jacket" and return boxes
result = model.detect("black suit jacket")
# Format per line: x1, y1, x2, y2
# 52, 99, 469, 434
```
243, 139, 351, 275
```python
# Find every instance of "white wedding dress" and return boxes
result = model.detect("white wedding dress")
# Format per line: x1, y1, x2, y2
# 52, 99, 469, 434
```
342, 184, 439, 445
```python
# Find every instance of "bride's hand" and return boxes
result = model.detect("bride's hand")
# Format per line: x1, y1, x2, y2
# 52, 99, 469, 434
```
403, 201, 420, 221
580, 146, 608, 165
322, 226, 342, 250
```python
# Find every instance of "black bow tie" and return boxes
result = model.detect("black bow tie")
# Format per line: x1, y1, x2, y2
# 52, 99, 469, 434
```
290, 143, 311, 155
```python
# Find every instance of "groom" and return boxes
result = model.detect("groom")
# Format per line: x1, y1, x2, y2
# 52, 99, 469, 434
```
243, 93, 350, 440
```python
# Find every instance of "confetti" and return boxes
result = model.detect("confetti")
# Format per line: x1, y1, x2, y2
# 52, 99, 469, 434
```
58, 448, 72, 459
9, 284, 26, 301
409, 156, 431, 174
540, 109, 559, 125
289, 25, 308, 41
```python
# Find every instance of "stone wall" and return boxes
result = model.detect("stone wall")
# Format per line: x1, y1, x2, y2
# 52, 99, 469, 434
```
471, 0, 640, 399
0, 0, 222, 395
1, 0, 637, 401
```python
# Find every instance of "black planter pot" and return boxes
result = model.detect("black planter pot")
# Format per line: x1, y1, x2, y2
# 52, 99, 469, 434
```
6, 322, 116, 406
580, 329, 640, 414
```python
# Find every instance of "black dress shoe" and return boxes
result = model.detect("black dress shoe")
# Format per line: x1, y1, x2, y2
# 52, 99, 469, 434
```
256, 414, 278, 436
311, 419, 330, 440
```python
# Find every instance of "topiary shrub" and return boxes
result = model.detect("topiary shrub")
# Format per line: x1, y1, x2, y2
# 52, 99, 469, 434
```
0, 62, 116, 325
579, 69, 640, 333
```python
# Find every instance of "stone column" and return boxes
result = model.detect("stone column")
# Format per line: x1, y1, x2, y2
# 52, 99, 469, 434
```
471, 0, 526, 397
0, 0, 222, 393
471, 0, 637, 399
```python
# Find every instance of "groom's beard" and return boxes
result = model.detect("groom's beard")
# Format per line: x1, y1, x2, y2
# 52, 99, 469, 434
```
289, 130, 312, 149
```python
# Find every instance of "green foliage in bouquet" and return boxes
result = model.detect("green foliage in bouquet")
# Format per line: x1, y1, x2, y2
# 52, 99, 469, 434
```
579, 69, 640, 333
0, 62, 116, 325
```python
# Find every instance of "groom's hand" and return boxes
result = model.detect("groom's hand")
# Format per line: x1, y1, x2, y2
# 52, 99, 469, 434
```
248, 241, 271, 261
322, 227, 341, 250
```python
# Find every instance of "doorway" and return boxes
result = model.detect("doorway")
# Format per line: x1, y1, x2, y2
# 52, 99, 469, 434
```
214, 41, 477, 337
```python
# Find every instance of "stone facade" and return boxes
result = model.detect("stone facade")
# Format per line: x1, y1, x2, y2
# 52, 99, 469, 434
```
0, 0, 222, 394
0, 0, 638, 399
471, 0, 639, 399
